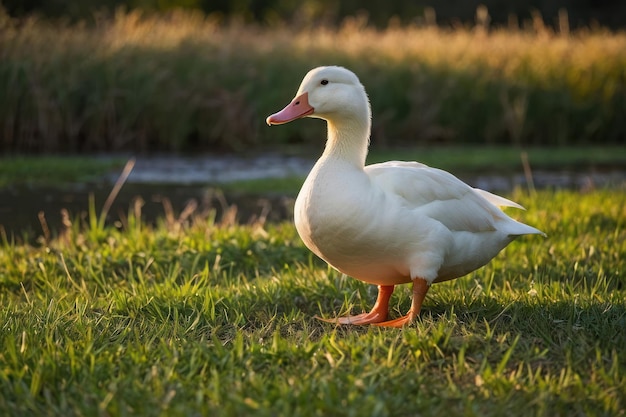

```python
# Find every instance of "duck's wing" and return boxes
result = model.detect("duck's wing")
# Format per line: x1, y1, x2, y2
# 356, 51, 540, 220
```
365, 161, 512, 234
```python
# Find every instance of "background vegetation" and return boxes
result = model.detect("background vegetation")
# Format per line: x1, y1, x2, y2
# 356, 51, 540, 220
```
0, 7, 625, 153
1, 190, 625, 416
4, 0, 626, 30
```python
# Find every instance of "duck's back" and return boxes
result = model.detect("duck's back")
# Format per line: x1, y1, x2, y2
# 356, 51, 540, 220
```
366, 161, 544, 237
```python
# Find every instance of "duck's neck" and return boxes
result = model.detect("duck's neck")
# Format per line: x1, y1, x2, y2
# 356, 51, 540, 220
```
322, 114, 371, 169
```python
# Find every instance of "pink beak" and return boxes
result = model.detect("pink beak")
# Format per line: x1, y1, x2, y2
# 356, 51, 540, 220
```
266, 92, 314, 125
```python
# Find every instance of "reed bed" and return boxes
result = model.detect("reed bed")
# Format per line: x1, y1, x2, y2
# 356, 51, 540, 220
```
0, 9, 625, 152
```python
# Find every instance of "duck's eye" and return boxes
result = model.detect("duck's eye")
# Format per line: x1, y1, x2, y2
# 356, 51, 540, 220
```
320, 79, 329, 85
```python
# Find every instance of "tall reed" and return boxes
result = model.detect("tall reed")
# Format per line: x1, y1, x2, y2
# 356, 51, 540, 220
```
0, 9, 624, 152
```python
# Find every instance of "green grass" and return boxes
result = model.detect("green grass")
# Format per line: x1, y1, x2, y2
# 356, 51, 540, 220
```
0, 156, 125, 187
1, 189, 625, 416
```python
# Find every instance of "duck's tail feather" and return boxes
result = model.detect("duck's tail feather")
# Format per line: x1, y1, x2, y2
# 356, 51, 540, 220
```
508, 221, 547, 237
473, 188, 525, 210
473, 188, 547, 237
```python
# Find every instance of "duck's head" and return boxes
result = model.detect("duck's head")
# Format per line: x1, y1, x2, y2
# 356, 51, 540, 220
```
266, 66, 370, 126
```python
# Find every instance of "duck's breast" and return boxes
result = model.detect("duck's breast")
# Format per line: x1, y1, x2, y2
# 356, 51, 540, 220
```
294, 162, 454, 284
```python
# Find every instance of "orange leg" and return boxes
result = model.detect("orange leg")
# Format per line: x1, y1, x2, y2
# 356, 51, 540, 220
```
316, 285, 395, 325
373, 278, 430, 328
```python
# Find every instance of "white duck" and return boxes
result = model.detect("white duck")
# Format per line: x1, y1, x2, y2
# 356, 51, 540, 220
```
266, 66, 545, 327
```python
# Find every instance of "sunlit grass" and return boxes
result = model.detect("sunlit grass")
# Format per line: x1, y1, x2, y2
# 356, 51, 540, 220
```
0, 9, 624, 152
0, 189, 624, 416
0, 156, 125, 187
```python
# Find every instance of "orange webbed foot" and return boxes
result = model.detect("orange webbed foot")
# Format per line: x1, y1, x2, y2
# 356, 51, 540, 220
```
315, 309, 388, 325
371, 313, 417, 328
316, 285, 394, 326
316, 279, 430, 328
372, 278, 429, 328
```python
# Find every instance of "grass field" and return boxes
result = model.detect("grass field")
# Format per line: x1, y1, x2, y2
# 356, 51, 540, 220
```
1, 10, 625, 152
0, 189, 624, 416
0, 156, 125, 187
